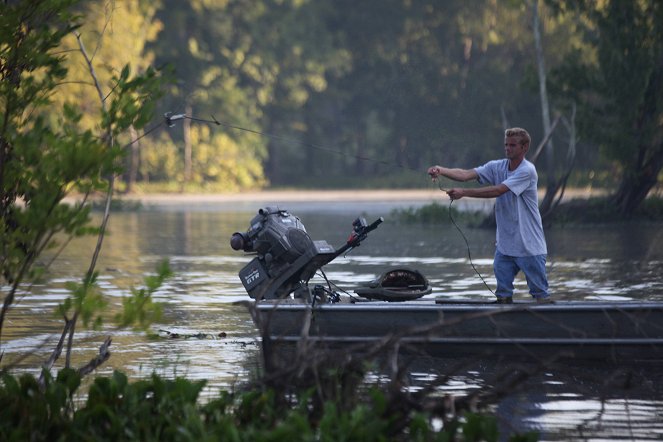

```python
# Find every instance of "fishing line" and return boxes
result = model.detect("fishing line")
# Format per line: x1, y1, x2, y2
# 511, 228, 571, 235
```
437, 181, 495, 295
121, 120, 168, 149
163, 112, 420, 173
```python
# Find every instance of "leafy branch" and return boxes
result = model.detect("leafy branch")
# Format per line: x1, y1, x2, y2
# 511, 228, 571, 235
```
1, 0, 169, 381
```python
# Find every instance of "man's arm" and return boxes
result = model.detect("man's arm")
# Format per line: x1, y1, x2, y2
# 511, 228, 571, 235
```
447, 183, 509, 200
427, 165, 478, 182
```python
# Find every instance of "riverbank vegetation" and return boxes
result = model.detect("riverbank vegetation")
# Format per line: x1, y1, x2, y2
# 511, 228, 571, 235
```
391, 195, 663, 226
1, 357, 541, 441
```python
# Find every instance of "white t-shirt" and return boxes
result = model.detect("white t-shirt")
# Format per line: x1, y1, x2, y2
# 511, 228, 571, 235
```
474, 159, 547, 256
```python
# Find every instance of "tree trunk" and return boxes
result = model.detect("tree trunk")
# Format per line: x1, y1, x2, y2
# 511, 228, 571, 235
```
613, 150, 663, 215
613, 53, 663, 215
532, 0, 557, 213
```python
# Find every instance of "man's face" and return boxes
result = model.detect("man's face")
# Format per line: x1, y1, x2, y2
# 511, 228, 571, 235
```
504, 136, 527, 160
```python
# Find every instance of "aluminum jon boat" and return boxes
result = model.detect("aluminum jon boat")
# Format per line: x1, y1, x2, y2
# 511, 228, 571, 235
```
231, 207, 663, 361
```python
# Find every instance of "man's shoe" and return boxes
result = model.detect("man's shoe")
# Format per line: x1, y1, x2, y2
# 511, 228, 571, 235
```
535, 297, 554, 304
494, 297, 513, 304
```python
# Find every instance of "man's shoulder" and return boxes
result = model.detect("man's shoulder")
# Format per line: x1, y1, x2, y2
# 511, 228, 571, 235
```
522, 158, 537, 169
478, 158, 508, 171
520, 159, 538, 176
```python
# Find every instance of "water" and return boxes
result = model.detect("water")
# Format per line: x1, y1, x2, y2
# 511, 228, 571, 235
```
2, 197, 663, 440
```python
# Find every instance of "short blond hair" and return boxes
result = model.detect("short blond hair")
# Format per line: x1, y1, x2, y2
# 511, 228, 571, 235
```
505, 127, 531, 147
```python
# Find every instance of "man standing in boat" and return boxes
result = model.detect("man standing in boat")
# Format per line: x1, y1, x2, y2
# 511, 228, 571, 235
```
427, 127, 550, 304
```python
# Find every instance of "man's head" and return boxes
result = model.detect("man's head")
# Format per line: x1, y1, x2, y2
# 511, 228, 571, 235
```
504, 127, 531, 164
505, 127, 531, 149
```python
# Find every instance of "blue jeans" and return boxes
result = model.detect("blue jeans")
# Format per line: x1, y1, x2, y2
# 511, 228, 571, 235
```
494, 250, 549, 299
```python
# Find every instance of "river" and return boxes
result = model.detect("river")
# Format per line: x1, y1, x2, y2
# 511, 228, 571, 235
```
2, 193, 663, 440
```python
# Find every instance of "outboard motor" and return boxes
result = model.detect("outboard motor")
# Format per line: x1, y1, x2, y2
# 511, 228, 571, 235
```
230, 207, 336, 300
231, 207, 384, 301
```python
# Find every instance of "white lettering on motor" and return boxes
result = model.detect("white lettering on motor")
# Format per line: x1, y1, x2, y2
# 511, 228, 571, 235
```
245, 268, 261, 284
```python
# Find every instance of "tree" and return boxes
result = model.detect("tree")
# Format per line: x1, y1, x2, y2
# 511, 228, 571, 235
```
549, 0, 663, 215
298, 0, 545, 185
528, 0, 578, 219
53, 0, 163, 192
149, 0, 272, 190
1, 0, 167, 375
1, 0, 92, 344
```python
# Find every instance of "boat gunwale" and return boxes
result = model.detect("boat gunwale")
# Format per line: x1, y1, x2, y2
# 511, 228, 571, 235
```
254, 300, 663, 313
264, 336, 663, 346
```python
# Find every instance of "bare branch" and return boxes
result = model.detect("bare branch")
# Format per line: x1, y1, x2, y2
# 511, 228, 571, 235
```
91, 0, 117, 63
74, 31, 105, 105
39, 319, 74, 387
530, 115, 561, 164
77, 336, 112, 376
500, 105, 510, 131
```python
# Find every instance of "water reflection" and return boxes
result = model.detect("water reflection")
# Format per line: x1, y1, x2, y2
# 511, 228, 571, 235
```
2, 203, 663, 439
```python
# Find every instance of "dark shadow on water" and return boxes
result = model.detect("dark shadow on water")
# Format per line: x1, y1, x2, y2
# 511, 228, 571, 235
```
258, 336, 663, 441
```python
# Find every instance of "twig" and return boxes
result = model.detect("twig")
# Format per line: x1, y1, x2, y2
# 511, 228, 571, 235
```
77, 336, 112, 376
39, 319, 74, 387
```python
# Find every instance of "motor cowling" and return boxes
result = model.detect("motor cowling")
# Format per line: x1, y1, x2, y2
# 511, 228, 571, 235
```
231, 207, 312, 264
231, 207, 335, 300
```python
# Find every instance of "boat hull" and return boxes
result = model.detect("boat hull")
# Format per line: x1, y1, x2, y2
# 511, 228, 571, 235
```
253, 301, 663, 361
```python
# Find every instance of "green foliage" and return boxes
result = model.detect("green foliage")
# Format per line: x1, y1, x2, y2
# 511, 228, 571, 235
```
391, 202, 488, 226
462, 412, 499, 442
1, 0, 105, 292
75, 371, 207, 441
115, 259, 173, 330
59, 272, 106, 329
0, 368, 79, 441
318, 395, 391, 441
105, 65, 165, 137
547, 196, 663, 224
5, 0, 654, 204
1, 0, 170, 376
138, 131, 181, 182
548, 0, 663, 212
186, 125, 268, 190
1, 0, 166, 295
0, 369, 538, 441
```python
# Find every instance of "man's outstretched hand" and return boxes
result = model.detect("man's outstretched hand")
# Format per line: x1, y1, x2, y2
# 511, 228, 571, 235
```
427, 165, 442, 180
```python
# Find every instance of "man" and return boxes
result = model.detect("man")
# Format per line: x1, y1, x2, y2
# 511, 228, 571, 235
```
427, 127, 550, 304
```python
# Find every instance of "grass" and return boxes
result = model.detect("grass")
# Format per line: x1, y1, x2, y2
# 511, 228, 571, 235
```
390, 201, 488, 226
390, 196, 663, 225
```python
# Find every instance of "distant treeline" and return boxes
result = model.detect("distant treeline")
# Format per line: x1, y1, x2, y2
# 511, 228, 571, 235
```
39, 1, 663, 201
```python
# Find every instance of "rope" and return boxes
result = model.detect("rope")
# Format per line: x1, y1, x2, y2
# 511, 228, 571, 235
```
438, 181, 495, 295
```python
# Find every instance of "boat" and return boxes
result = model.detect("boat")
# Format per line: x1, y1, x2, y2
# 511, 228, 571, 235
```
231, 207, 663, 361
